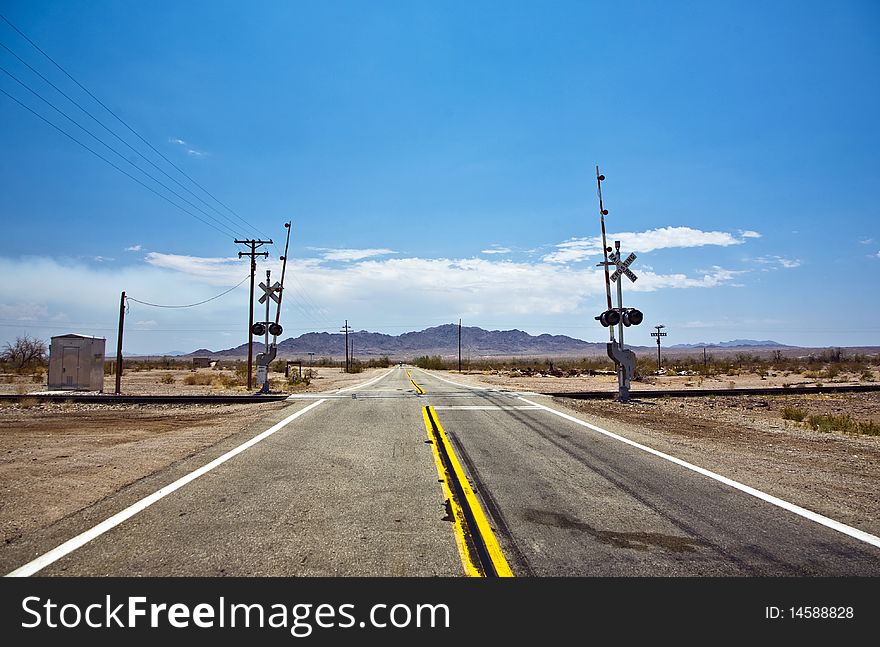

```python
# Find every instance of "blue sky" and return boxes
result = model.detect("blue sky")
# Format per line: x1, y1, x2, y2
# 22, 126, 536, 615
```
1, 1, 878, 354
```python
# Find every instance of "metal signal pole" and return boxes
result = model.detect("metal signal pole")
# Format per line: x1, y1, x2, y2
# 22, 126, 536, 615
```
236, 238, 272, 389
596, 167, 615, 343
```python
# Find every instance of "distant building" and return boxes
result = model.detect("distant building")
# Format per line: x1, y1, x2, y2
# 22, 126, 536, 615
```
192, 357, 212, 369
47, 334, 105, 391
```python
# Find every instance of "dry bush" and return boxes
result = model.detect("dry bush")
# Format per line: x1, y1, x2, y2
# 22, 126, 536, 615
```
184, 373, 214, 386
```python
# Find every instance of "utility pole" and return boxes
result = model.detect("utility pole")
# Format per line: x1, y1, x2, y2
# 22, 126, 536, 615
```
115, 291, 125, 394
340, 320, 352, 372
651, 324, 667, 372
458, 318, 462, 373
236, 239, 272, 389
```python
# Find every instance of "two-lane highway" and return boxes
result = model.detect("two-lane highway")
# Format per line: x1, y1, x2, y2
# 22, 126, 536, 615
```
6, 365, 880, 576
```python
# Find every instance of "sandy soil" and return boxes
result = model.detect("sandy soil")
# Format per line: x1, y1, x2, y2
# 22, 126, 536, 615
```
443, 368, 875, 393
0, 401, 289, 547
0, 366, 389, 396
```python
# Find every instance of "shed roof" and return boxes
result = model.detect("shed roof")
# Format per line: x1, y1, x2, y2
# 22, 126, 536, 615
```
51, 334, 106, 340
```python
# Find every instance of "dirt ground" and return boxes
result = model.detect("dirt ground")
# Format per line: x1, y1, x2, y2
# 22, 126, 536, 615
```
445, 367, 876, 393
0, 365, 389, 396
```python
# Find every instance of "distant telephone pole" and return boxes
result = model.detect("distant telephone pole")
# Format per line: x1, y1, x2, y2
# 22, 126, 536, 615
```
236, 238, 272, 389
458, 319, 462, 373
340, 320, 353, 372
651, 324, 667, 371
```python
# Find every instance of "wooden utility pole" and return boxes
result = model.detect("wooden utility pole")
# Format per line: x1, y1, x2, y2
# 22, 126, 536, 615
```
651, 324, 667, 371
340, 321, 353, 372
458, 319, 462, 373
236, 239, 272, 389
115, 290, 125, 394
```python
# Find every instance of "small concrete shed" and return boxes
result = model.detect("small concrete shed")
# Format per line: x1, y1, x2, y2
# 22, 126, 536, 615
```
47, 334, 106, 391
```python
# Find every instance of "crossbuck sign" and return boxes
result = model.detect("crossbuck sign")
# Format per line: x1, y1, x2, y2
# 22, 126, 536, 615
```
259, 281, 282, 304
609, 252, 638, 283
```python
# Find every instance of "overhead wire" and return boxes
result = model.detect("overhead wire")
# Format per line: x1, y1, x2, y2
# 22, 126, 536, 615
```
0, 87, 238, 239
126, 275, 250, 309
0, 63, 242, 239
0, 13, 272, 242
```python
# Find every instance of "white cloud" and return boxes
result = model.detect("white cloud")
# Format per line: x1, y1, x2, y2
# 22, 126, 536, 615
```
543, 226, 759, 263
315, 248, 397, 262
125, 244, 142, 252
740, 230, 762, 239
0, 303, 48, 320
92, 256, 115, 262
169, 137, 206, 158
754, 255, 801, 269
859, 238, 874, 245
145, 252, 245, 283
0, 251, 749, 352
481, 246, 512, 255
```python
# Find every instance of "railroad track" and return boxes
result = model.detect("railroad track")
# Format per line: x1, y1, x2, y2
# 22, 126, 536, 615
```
547, 383, 880, 399
0, 382, 877, 403
0, 394, 289, 404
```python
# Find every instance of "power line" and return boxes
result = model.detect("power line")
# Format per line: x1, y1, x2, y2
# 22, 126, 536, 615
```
126, 275, 249, 308
0, 63, 242, 239
0, 39, 248, 238
0, 87, 242, 239
0, 86, 236, 238
0, 13, 271, 242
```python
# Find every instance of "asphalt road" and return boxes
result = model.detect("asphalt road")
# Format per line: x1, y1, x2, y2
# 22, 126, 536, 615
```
7, 366, 880, 576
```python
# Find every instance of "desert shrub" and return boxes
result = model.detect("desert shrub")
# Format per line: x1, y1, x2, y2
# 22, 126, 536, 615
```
412, 355, 447, 370
286, 372, 311, 387
1, 334, 47, 371
184, 373, 214, 386
159, 374, 175, 384
781, 407, 807, 422
806, 414, 857, 434
212, 374, 241, 389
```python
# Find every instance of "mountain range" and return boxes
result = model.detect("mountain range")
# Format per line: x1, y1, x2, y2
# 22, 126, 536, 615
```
186, 324, 793, 360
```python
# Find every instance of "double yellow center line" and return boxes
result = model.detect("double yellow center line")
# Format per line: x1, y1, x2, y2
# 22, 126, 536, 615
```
405, 368, 426, 395
422, 405, 513, 577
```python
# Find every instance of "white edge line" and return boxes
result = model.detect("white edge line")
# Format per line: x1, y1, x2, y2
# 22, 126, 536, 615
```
334, 368, 395, 393
416, 368, 544, 397
6, 398, 327, 577
519, 396, 880, 550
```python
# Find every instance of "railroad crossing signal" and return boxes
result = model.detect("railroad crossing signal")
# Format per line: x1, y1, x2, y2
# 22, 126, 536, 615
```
251, 321, 283, 336
609, 252, 638, 283
259, 281, 282, 304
